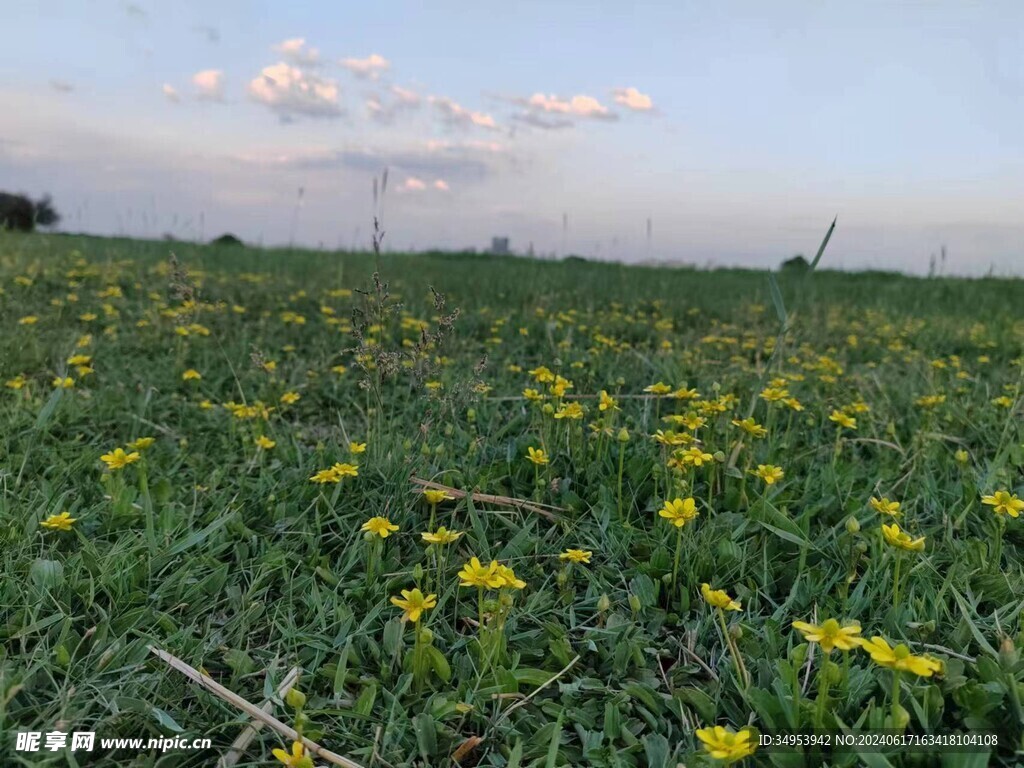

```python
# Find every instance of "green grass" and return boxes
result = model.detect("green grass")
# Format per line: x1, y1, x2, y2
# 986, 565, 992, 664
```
1, 231, 1024, 767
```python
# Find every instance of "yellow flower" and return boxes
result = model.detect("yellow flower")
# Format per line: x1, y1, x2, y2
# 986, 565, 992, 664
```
331, 462, 359, 478
981, 490, 1024, 518
349, 441, 367, 454
954, 449, 969, 464
423, 489, 454, 505
731, 417, 767, 438
458, 557, 504, 588
310, 468, 340, 483
255, 435, 276, 450
869, 496, 901, 517
529, 365, 555, 383
67, 354, 92, 366
791, 619, 861, 653
643, 382, 672, 395
858, 636, 943, 677
18, 315, 39, 325
280, 391, 301, 405
752, 464, 784, 485
701, 583, 742, 611
52, 376, 75, 389
553, 402, 584, 420
523, 387, 544, 402
390, 588, 437, 622
598, 390, 619, 411
559, 549, 592, 564
361, 516, 398, 538
829, 409, 857, 429
40, 511, 77, 531
100, 448, 141, 470
272, 740, 313, 768
5, 374, 28, 390
126, 436, 155, 451
652, 429, 693, 447
421, 527, 463, 545
679, 412, 706, 431
678, 446, 713, 467
881, 522, 925, 552
495, 564, 526, 589
695, 725, 758, 763
526, 446, 549, 465
759, 386, 789, 402
659, 497, 699, 528
182, 369, 202, 381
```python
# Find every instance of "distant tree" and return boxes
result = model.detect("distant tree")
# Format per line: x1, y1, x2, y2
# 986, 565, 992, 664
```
0, 192, 60, 232
781, 254, 810, 272
33, 195, 59, 227
211, 233, 244, 247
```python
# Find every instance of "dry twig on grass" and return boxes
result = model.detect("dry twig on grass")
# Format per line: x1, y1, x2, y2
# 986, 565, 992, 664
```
148, 646, 365, 768
410, 476, 563, 521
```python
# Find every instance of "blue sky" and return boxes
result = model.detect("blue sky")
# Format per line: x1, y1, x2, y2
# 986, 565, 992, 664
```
2, 1, 1023, 273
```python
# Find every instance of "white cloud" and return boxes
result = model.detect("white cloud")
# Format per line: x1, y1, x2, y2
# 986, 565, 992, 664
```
340, 53, 390, 80
390, 85, 420, 106
273, 37, 321, 66
162, 83, 181, 102
612, 86, 654, 112
429, 96, 498, 130
247, 62, 342, 120
397, 176, 427, 192
366, 84, 422, 123
527, 93, 613, 119
192, 69, 225, 101
433, 179, 450, 191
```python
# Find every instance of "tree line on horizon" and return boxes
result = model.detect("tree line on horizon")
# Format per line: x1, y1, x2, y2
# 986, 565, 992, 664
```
0, 192, 60, 232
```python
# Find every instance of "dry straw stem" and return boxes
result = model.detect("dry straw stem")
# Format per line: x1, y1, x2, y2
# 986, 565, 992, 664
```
220, 665, 301, 768
410, 476, 563, 522
496, 654, 581, 721
148, 646, 365, 768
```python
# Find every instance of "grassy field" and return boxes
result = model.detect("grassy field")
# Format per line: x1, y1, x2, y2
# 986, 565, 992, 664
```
2, 230, 1024, 767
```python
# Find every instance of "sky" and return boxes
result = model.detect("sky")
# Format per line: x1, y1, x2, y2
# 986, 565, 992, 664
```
2, 1, 1023, 274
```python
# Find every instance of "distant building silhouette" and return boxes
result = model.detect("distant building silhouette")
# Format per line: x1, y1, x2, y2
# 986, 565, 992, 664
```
490, 236, 510, 255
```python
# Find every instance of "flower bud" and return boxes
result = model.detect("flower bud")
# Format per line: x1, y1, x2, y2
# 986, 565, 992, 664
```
556, 570, 568, 587
444, 424, 455, 436
855, 541, 868, 554
713, 450, 726, 463
542, 403, 555, 415
54, 644, 71, 668
617, 428, 630, 443
728, 623, 743, 641
1000, 636, 1019, 668
466, 408, 476, 423
845, 516, 860, 534
628, 594, 642, 614
285, 688, 307, 710
791, 643, 808, 668
412, 563, 424, 582
597, 594, 611, 613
